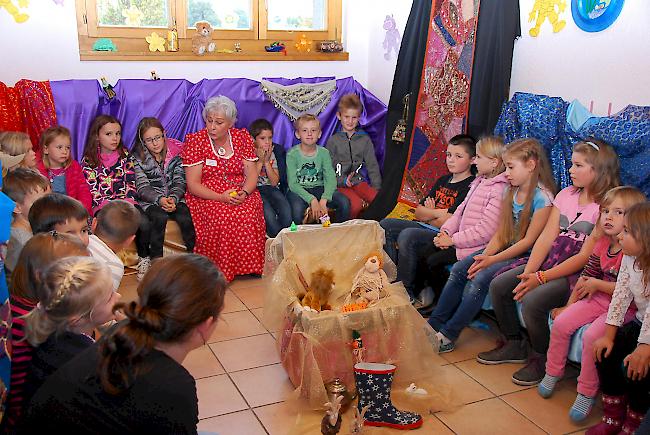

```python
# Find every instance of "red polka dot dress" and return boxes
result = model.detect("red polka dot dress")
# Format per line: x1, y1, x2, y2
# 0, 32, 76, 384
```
182, 128, 265, 281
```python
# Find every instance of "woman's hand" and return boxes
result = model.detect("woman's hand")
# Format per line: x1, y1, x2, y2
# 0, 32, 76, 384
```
574, 276, 600, 300
512, 272, 540, 301
467, 254, 495, 280
223, 189, 243, 205
624, 344, 650, 381
434, 231, 454, 249
593, 335, 615, 363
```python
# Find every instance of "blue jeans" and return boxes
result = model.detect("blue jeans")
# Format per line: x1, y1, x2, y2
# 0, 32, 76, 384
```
258, 185, 292, 237
380, 218, 437, 297
286, 186, 350, 223
428, 250, 518, 341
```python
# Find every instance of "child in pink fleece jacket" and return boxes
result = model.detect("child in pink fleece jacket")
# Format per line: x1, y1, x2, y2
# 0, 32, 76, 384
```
433, 136, 509, 258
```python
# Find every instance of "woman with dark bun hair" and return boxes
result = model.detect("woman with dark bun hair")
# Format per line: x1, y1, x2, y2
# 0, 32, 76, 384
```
22, 254, 226, 434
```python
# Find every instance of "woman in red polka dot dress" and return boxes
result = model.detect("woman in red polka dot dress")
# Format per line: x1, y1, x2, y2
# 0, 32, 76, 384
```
182, 96, 265, 281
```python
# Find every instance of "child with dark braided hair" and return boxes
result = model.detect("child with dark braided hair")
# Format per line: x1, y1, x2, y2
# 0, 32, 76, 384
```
23, 254, 227, 434
20, 256, 120, 409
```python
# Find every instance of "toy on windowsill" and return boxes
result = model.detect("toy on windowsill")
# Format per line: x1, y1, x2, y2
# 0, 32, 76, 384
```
294, 34, 312, 53
295, 265, 334, 312
318, 40, 343, 53
350, 252, 388, 305
192, 21, 216, 55
234, 42, 241, 52
92, 38, 117, 52
145, 32, 166, 52
150, 71, 160, 80
265, 41, 286, 53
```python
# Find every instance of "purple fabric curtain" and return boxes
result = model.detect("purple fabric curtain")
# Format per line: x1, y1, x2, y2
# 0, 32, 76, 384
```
50, 77, 387, 167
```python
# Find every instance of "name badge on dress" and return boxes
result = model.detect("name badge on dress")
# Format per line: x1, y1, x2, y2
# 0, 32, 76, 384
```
205, 158, 218, 167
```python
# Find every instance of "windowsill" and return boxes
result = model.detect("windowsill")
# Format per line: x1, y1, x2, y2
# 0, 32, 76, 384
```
79, 50, 349, 61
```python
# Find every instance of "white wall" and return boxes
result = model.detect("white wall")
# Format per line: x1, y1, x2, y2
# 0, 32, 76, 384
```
0, 1, 370, 89
511, 0, 650, 115
3, 1, 649, 112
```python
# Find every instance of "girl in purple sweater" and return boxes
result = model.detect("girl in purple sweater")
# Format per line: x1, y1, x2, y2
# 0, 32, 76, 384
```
429, 139, 556, 353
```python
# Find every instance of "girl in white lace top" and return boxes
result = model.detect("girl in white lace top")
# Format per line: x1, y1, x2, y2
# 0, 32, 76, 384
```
589, 202, 650, 434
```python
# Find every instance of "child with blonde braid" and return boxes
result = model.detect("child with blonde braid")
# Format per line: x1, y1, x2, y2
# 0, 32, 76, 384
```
3, 232, 88, 431
21, 256, 120, 406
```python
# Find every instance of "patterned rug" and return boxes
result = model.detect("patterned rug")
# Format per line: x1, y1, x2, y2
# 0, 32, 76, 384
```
390, 0, 481, 216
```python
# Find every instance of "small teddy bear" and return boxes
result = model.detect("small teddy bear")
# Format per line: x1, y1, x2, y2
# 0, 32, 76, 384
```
351, 252, 388, 305
192, 21, 216, 56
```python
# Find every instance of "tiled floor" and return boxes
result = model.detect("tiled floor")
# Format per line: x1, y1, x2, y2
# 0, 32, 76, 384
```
118, 274, 603, 434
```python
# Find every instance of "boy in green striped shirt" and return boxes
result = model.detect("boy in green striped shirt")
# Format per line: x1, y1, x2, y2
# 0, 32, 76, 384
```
285, 114, 351, 224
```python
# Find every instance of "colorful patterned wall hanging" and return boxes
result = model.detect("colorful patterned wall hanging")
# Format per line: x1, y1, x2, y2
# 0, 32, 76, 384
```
528, 0, 568, 37
392, 0, 480, 210
571, 0, 625, 32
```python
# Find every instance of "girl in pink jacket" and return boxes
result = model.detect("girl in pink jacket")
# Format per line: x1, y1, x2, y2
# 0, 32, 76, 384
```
429, 139, 555, 353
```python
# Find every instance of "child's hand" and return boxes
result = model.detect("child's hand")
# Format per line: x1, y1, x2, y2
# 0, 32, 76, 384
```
424, 197, 436, 209
318, 198, 328, 217
623, 344, 650, 380
310, 198, 322, 219
550, 306, 566, 320
593, 335, 615, 363
467, 254, 495, 279
433, 232, 453, 249
574, 276, 600, 299
512, 272, 540, 301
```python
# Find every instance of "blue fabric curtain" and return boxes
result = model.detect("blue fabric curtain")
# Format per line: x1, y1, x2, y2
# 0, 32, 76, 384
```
495, 92, 650, 196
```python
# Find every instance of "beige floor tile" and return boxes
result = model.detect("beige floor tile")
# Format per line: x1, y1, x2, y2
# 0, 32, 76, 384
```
253, 401, 330, 435
421, 415, 455, 434
230, 363, 294, 407
230, 275, 268, 290
436, 397, 546, 435
432, 364, 494, 410
197, 410, 267, 435
196, 375, 248, 419
455, 359, 531, 396
501, 378, 602, 434
231, 283, 267, 309
222, 290, 247, 314
210, 334, 280, 372
440, 327, 500, 364
251, 307, 279, 333
209, 310, 268, 343
182, 345, 225, 379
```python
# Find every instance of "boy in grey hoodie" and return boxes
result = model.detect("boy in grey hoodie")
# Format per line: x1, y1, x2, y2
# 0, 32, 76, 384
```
325, 94, 382, 218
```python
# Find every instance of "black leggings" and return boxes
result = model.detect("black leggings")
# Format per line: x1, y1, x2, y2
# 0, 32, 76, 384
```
136, 203, 195, 259
596, 320, 649, 414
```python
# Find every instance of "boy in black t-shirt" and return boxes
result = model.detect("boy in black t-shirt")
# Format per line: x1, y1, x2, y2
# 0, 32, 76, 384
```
380, 135, 476, 301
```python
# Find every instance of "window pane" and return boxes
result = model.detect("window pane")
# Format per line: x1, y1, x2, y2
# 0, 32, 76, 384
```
97, 0, 169, 27
267, 0, 327, 31
187, 0, 252, 30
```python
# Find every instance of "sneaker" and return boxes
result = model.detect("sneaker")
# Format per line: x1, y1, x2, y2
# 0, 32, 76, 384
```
436, 332, 455, 353
512, 353, 546, 386
136, 256, 151, 281
537, 373, 560, 398
476, 340, 528, 365
569, 393, 595, 422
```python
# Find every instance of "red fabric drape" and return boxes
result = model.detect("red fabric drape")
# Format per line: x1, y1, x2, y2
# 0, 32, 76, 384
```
0, 80, 57, 153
